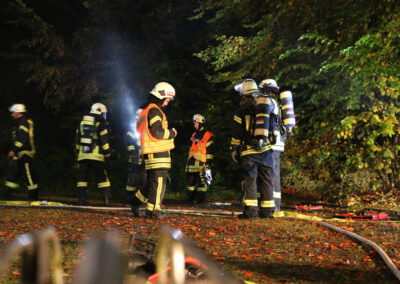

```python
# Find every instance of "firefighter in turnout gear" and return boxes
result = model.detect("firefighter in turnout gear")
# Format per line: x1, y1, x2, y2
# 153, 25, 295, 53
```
230, 79, 275, 219
131, 82, 177, 219
3, 104, 39, 201
124, 108, 145, 204
75, 103, 111, 206
258, 79, 296, 211
186, 114, 215, 204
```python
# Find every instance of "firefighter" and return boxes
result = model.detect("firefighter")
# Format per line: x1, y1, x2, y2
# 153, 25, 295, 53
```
75, 103, 111, 206
185, 114, 215, 204
258, 79, 296, 211
230, 79, 275, 219
124, 108, 145, 204
3, 104, 39, 201
131, 82, 177, 219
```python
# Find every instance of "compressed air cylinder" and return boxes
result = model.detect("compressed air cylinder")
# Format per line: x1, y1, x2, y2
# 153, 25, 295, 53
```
80, 115, 96, 146
279, 91, 296, 129
254, 96, 273, 144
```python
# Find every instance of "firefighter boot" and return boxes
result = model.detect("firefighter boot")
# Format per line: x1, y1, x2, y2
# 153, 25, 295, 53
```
195, 191, 207, 205
78, 189, 88, 206
260, 208, 274, 219
28, 189, 39, 202
145, 210, 165, 219
130, 196, 142, 217
238, 206, 259, 219
103, 189, 111, 207
187, 190, 196, 204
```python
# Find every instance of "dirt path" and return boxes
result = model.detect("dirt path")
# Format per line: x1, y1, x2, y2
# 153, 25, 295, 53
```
0, 206, 399, 283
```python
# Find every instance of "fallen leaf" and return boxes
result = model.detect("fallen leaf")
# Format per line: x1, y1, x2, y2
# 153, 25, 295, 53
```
244, 272, 254, 277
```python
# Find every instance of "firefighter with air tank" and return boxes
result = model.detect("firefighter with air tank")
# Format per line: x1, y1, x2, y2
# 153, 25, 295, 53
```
75, 103, 111, 206
124, 108, 145, 204
2, 104, 39, 201
186, 114, 215, 204
130, 82, 177, 219
230, 79, 275, 219
256, 79, 296, 211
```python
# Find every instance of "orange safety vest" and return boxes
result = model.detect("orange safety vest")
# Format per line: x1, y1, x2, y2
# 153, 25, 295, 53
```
136, 103, 175, 154
188, 131, 214, 163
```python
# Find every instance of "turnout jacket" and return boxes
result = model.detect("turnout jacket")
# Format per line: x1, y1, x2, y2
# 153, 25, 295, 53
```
11, 115, 36, 159
136, 99, 176, 170
255, 96, 285, 152
186, 129, 214, 173
75, 114, 111, 162
230, 98, 272, 156
125, 130, 142, 165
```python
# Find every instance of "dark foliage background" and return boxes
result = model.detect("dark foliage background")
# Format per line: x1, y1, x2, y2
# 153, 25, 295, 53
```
1, 0, 399, 202
0, 0, 240, 200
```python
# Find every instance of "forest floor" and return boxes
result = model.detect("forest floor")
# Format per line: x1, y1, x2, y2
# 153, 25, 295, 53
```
0, 193, 400, 283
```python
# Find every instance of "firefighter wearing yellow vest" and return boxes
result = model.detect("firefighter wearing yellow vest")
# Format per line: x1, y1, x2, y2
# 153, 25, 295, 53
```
75, 103, 111, 206
124, 108, 146, 204
258, 79, 296, 212
230, 79, 275, 219
2, 104, 39, 201
185, 114, 214, 204
131, 82, 177, 219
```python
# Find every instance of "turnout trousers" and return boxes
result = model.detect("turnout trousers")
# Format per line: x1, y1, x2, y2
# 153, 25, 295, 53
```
272, 151, 282, 211
125, 163, 146, 203
186, 169, 207, 204
77, 160, 110, 196
240, 150, 275, 216
4, 155, 39, 200
135, 169, 168, 212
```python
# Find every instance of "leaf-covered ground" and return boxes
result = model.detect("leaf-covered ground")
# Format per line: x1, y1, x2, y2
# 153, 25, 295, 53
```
0, 205, 399, 283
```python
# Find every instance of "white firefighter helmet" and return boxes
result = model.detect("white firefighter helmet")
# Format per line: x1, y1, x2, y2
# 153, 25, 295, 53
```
193, 114, 205, 124
259, 79, 279, 93
8, 104, 26, 113
90, 103, 107, 115
150, 82, 176, 100
239, 79, 260, 95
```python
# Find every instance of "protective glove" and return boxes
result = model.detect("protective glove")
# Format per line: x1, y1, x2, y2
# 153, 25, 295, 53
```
205, 169, 212, 186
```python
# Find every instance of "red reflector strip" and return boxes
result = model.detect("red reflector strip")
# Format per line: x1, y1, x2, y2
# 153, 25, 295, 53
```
333, 213, 388, 220
295, 205, 324, 211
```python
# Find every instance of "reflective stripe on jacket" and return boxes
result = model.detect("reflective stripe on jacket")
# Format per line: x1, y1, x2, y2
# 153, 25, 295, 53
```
136, 103, 174, 154
12, 116, 36, 159
76, 114, 110, 162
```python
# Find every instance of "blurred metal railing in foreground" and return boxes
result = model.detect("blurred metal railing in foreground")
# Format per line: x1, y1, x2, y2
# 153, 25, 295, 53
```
0, 227, 64, 284
155, 226, 243, 284
1, 226, 245, 284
